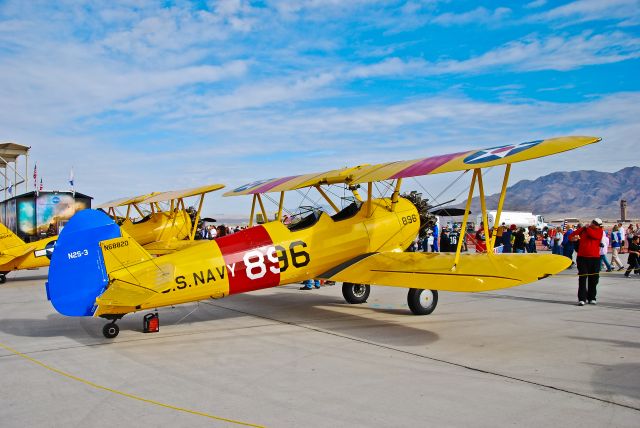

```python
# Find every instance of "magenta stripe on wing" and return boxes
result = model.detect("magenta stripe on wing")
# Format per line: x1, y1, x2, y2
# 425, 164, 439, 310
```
252, 175, 301, 194
390, 152, 467, 179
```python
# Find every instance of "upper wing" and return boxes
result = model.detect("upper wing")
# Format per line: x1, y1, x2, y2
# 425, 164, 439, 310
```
224, 136, 600, 196
96, 184, 225, 209
142, 183, 225, 203
318, 252, 571, 292
95, 192, 159, 209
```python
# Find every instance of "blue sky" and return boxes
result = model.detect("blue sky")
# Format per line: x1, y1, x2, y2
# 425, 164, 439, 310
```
1, 0, 639, 217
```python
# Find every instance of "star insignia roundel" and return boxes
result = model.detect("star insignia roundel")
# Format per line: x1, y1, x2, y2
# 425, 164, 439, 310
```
463, 140, 542, 165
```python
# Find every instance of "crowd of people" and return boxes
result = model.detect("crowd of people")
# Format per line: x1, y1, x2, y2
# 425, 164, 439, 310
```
413, 218, 640, 306
197, 224, 248, 240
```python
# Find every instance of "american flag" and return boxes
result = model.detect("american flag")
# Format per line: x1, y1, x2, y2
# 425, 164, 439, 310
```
33, 163, 37, 190
39, 178, 43, 191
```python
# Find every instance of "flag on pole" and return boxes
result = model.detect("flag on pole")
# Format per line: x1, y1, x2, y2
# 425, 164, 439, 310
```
33, 163, 37, 190
39, 178, 43, 192
69, 167, 75, 196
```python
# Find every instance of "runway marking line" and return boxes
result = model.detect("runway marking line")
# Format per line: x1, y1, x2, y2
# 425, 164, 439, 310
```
0, 341, 265, 428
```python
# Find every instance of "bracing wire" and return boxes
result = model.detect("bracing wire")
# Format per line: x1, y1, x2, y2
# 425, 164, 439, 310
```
433, 170, 469, 201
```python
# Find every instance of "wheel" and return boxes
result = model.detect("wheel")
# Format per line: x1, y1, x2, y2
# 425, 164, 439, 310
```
342, 283, 370, 304
407, 288, 438, 315
102, 323, 120, 339
0, 274, 6, 284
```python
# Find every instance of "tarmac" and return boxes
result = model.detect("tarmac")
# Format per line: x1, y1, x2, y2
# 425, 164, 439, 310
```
0, 263, 639, 427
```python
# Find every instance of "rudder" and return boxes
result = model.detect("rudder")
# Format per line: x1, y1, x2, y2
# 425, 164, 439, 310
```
47, 210, 122, 316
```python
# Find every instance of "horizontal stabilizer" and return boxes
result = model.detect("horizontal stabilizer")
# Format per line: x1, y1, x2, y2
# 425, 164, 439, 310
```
0, 246, 34, 265
319, 252, 571, 292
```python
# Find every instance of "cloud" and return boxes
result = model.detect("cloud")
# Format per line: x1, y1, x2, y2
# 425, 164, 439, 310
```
431, 6, 512, 26
342, 30, 640, 79
432, 31, 640, 73
525, 0, 547, 8
528, 0, 640, 26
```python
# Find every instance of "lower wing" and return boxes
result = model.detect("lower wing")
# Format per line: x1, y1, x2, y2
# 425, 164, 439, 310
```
319, 252, 571, 292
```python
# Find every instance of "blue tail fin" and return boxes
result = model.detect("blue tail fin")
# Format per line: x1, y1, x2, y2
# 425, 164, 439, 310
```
46, 210, 121, 316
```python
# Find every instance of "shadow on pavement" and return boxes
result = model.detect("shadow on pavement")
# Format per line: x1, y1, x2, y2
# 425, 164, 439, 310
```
210, 292, 440, 347
0, 290, 439, 348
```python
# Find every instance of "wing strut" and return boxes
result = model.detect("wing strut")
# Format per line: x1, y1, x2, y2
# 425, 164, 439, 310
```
249, 194, 257, 227
189, 193, 206, 240
477, 169, 492, 255
390, 178, 403, 211
276, 191, 285, 221
489, 164, 511, 251
315, 186, 339, 213
453, 169, 477, 269
366, 182, 373, 217
257, 194, 268, 223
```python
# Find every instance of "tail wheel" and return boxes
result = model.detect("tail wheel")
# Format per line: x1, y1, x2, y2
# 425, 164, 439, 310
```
0, 274, 6, 284
342, 283, 370, 304
102, 323, 120, 339
407, 288, 438, 315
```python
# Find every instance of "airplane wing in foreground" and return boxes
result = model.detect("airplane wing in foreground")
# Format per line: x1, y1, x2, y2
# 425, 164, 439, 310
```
318, 252, 571, 292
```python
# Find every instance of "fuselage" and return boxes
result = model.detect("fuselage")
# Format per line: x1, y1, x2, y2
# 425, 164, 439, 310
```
95, 197, 419, 316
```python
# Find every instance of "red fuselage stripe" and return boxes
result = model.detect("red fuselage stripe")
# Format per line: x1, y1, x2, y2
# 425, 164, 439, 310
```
216, 226, 281, 295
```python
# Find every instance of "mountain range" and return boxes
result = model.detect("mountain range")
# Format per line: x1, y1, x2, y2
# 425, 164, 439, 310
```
454, 166, 640, 221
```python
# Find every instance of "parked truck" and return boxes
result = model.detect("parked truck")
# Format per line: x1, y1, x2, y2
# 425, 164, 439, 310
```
475, 211, 547, 231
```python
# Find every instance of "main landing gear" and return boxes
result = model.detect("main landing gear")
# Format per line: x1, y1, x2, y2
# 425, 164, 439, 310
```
407, 288, 438, 315
101, 315, 124, 339
0, 273, 7, 284
102, 322, 120, 339
342, 282, 371, 304
341, 283, 438, 315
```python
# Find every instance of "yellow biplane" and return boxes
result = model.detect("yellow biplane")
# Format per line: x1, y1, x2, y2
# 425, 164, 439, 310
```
96, 184, 224, 255
0, 222, 57, 283
46, 136, 600, 338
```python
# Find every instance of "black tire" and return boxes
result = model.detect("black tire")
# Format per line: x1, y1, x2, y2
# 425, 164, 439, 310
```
407, 288, 438, 315
102, 323, 120, 339
0, 274, 6, 284
342, 283, 370, 304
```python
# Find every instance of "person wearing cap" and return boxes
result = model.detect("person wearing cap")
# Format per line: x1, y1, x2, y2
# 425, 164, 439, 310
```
449, 225, 461, 252
624, 235, 640, 278
513, 227, 527, 253
475, 222, 486, 253
431, 221, 440, 252
502, 224, 514, 253
496, 222, 506, 245
552, 226, 563, 255
569, 218, 605, 306
440, 227, 451, 252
